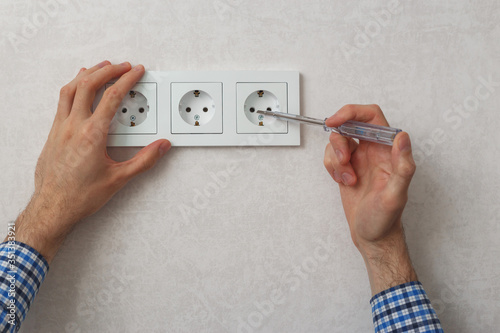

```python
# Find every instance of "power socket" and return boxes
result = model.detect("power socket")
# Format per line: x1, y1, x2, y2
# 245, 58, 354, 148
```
93, 71, 300, 146
115, 90, 148, 127
94, 82, 158, 135
237, 83, 288, 134
171, 82, 223, 134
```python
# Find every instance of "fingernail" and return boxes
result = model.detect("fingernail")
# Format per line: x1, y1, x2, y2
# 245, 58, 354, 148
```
159, 141, 171, 157
342, 173, 353, 185
335, 150, 344, 162
398, 133, 411, 152
98, 60, 109, 68
120, 61, 130, 67
134, 64, 144, 71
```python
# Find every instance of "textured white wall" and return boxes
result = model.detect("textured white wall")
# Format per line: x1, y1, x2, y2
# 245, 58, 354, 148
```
1, 0, 499, 332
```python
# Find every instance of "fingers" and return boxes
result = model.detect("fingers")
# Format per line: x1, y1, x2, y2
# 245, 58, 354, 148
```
323, 143, 357, 186
55, 61, 110, 122
325, 104, 389, 128
327, 131, 358, 185
329, 131, 358, 165
70, 62, 132, 120
116, 139, 171, 181
55, 67, 88, 122
382, 132, 416, 208
92, 65, 146, 129
324, 144, 341, 182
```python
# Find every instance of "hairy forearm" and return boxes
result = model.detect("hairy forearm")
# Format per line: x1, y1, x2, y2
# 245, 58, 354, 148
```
359, 224, 418, 296
5, 194, 73, 264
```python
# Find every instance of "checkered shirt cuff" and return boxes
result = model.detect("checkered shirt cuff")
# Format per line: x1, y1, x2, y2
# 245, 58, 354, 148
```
370, 281, 443, 333
0, 241, 49, 332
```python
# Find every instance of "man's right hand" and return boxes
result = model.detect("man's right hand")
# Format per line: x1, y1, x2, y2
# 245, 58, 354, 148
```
323, 104, 418, 295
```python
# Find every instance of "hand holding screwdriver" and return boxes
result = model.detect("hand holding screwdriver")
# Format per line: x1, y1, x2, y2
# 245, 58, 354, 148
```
323, 104, 417, 295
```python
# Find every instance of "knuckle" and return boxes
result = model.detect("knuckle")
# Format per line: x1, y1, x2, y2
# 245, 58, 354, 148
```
324, 143, 331, 155
59, 85, 72, 97
108, 170, 126, 187
342, 104, 356, 113
90, 117, 108, 134
80, 122, 94, 137
77, 77, 93, 90
104, 86, 120, 99
329, 133, 341, 146
331, 133, 346, 145
140, 158, 156, 173
329, 156, 340, 169
400, 160, 416, 178
370, 104, 382, 112
323, 157, 331, 170
332, 170, 342, 183
79, 122, 103, 146
59, 125, 74, 142
370, 104, 385, 118
101, 64, 114, 74
380, 193, 404, 212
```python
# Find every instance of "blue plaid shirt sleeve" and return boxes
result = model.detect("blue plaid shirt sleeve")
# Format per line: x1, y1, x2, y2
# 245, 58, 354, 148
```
370, 281, 443, 332
0, 241, 49, 333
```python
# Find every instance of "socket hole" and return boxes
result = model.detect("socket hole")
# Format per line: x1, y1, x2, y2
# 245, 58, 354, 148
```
139, 107, 145, 113
203, 107, 208, 112
186, 107, 191, 112
122, 108, 127, 113
267, 107, 272, 111
249, 107, 255, 113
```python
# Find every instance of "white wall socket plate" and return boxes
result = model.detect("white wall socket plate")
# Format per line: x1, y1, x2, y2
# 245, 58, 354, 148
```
92, 71, 300, 147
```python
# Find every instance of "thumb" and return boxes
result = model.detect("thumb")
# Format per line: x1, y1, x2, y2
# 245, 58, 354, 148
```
119, 139, 171, 180
384, 132, 416, 202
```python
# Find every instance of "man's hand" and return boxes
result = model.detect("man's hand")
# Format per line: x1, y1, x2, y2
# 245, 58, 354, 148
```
8, 61, 171, 263
323, 104, 417, 295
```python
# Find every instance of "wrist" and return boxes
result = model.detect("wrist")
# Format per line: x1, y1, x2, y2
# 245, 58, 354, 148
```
358, 225, 418, 296
7, 194, 74, 263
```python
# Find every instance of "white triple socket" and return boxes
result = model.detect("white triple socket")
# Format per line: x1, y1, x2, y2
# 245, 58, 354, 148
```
93, 71, 300, 147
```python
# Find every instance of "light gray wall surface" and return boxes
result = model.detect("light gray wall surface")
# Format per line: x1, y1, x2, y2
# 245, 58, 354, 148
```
1, 0, 499, 332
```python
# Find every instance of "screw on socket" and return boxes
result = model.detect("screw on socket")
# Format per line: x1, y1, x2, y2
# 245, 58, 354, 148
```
194, 90, 200, 97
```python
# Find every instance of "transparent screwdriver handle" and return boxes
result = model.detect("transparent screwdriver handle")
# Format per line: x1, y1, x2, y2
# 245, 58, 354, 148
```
324, 120, 402, 146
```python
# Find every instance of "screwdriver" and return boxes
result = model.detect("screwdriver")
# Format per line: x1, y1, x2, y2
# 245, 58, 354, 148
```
256, 110, 402, 146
